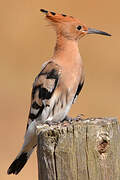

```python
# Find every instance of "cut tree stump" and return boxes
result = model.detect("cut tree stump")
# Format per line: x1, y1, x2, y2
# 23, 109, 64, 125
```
36, 117, 120, 180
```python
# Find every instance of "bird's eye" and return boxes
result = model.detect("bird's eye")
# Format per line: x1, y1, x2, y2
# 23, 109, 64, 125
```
77, 25, 82, 30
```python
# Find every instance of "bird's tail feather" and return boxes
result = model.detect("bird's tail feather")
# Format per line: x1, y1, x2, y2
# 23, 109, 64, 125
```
7, 120, 37, 175
7, 149, 33, 175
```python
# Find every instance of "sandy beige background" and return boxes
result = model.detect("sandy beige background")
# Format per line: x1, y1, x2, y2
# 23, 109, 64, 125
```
0, 0, 120, 179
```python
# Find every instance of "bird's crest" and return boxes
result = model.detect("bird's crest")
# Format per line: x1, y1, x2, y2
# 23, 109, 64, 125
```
40, 9, 78, 23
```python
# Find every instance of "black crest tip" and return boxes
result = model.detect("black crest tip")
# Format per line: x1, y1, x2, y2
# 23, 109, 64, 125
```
40, 9, 48, 14
61, 14, 67, 17
50, 11, 56, 16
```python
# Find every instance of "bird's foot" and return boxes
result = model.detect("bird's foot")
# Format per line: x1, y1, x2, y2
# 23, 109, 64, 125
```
45, 120, 60, 126
61, 116, 73, 124
44, 114, 85, 127
62, 114, 85, 124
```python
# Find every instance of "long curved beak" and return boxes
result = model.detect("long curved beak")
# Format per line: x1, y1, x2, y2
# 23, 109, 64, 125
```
88, 28, 111, 36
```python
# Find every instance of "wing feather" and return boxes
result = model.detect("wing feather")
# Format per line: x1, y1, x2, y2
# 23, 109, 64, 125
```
27, 61, 61, 127
72, 78, 84, 104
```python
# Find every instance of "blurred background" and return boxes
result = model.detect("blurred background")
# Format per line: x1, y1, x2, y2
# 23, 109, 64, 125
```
0, 0, 120, 179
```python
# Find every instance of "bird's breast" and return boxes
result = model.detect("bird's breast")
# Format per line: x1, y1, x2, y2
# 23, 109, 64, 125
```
61, 58, 83, 97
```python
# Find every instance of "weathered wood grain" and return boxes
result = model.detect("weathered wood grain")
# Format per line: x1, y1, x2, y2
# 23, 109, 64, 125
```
36, 117, 120, 180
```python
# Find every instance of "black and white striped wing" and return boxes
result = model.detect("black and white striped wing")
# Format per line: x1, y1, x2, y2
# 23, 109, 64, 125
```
27, 61, 61, 128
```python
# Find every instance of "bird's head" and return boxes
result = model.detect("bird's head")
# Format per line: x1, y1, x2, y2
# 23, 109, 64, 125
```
40, 9, 111, 40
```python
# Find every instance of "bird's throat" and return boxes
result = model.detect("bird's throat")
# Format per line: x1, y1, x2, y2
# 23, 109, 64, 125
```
53, 35, 80, 61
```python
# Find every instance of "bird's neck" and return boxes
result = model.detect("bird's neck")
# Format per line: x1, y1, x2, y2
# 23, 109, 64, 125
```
52, 35, 80, 61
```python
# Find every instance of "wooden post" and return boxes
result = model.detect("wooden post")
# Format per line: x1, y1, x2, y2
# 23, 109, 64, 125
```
36, 117, 120, 180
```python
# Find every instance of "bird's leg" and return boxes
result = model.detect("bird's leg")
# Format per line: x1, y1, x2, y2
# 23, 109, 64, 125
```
45, 114, 85, 126
61, 114, 85, 123
45, 120, 60, 126
61, 116, 73, 123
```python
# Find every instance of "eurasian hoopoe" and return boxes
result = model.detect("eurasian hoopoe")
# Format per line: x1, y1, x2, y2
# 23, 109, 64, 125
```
7, 9, 111, 175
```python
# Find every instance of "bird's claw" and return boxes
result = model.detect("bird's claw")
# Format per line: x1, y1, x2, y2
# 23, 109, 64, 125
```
45, 121, 60, 126
61, 116, 73, 123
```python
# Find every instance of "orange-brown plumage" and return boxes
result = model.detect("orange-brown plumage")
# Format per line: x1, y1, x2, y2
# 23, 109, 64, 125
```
7, 9, 111, 175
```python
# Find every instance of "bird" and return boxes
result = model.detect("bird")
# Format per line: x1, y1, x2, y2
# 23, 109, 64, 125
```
7, 9, 111, 175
